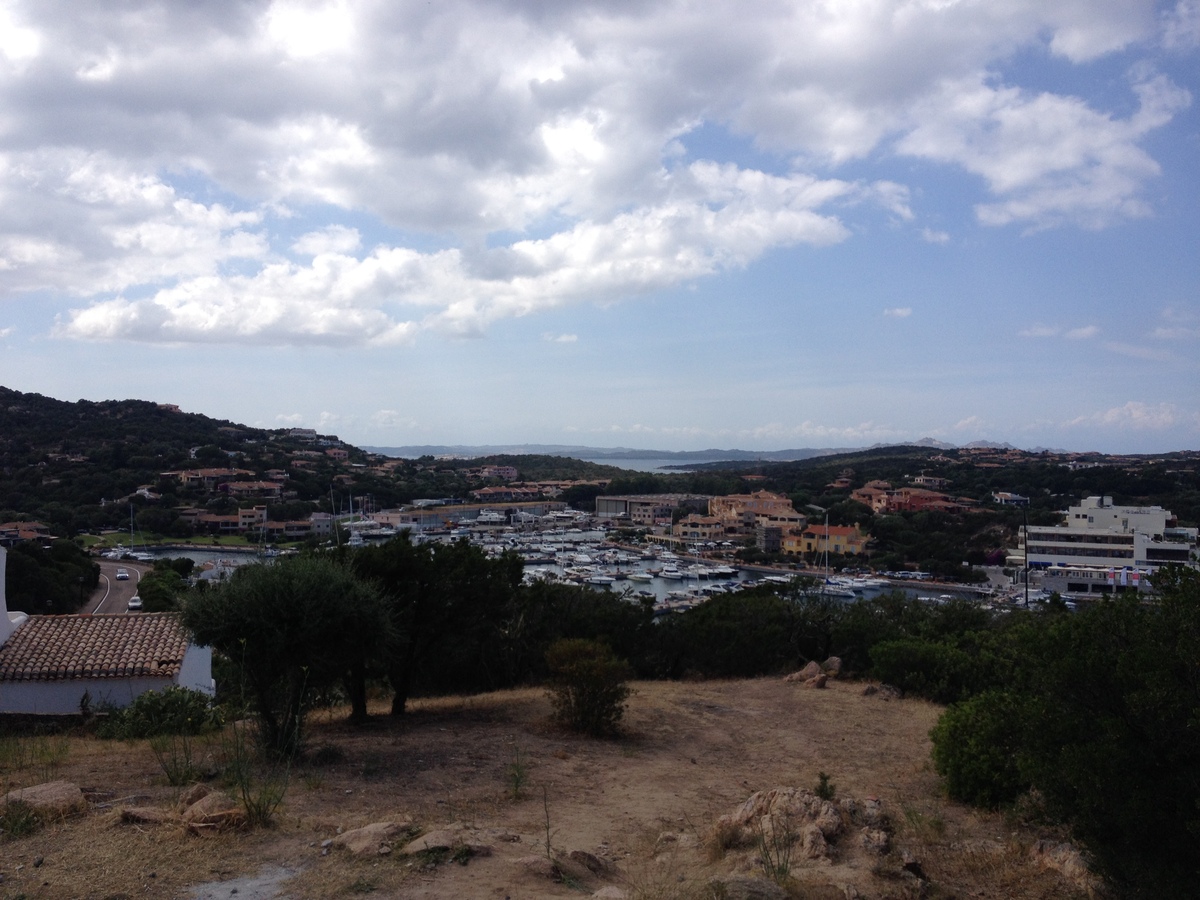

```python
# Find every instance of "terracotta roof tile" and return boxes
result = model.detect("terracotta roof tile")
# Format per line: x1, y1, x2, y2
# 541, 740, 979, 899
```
0, 613, 191, 682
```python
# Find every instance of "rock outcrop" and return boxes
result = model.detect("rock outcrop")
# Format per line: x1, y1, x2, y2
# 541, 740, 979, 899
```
335, 821, 415, 856
1, 780, 87, 818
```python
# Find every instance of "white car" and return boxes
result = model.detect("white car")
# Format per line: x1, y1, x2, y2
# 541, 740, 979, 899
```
115, 568, 130, 580
127, 595, 143, 611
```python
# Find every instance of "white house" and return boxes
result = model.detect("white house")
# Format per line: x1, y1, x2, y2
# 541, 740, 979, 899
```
0, 546, 213, 715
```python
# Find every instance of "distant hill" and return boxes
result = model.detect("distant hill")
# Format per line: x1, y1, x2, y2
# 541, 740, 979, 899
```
4, 385, 1193, 538
0, 386, 362, 535
366, 442, 936, 462
363, 437, 1070, 461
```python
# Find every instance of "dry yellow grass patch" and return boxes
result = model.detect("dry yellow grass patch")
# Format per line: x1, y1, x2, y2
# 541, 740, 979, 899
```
1, 678, 1091, 899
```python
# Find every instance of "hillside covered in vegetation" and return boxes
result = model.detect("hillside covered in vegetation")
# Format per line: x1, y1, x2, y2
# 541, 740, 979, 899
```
0, 387, 622, 538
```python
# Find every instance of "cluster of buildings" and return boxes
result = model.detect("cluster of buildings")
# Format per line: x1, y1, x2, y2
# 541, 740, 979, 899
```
849, 479, 974, 515
151, 455, 585, 538
598, 490, 868, 558
1, 521, 54, 546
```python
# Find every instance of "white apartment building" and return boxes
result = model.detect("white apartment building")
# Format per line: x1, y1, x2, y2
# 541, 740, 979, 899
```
1009, 496, 1197, 573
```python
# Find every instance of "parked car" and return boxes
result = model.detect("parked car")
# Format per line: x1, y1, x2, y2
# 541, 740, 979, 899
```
115, 567, 130, 580
127, 595, 143, 611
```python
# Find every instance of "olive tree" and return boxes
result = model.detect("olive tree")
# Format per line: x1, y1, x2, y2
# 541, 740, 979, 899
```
183, 555, 389, 756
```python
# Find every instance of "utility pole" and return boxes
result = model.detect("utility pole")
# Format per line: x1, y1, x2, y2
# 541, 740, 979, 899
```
1023, 506, 1029, 607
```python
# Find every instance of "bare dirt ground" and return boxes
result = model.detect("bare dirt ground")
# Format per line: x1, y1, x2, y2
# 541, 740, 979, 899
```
1, 678, 1091, 899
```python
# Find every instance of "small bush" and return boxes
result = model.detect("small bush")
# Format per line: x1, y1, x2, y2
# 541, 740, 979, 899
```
0, 798, 41, 839
506, 745, 529, 799
149, 732, 203, 786
814, 772, 836, 801
752, 812, 796, 885
220, 721, 288, 828
930, 689, 1031, 808
97, 687, 221, 740
545, 638, 632, 737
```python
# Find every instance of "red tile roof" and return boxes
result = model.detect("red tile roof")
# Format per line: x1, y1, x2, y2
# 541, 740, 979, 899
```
0, 613, 191, 682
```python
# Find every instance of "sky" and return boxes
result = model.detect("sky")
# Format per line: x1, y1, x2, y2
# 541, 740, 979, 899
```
1, 0, 1198, 455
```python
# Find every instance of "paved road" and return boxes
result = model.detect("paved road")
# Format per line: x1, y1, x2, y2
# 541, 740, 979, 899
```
89, 559, 150, 614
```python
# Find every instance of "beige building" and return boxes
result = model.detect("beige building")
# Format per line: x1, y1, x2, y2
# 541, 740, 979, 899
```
673, 515, 725, 542
783, 524, 868, 557
709, 491, 805, 533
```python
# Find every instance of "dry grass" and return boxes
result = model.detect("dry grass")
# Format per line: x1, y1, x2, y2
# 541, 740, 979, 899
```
0, 679, 1094, 899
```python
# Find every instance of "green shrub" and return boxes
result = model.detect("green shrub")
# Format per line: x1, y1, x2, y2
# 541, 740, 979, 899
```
544, 638, 632, 737
814, 772, 836, 801
869, 637, 980, 704
929, 574, 1200, 898
97, 686, 221, 740
930, 689, 1032, 808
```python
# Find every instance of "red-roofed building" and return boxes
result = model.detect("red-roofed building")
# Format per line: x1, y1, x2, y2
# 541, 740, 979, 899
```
0, 521, 53, 547
0, 548, 213, 714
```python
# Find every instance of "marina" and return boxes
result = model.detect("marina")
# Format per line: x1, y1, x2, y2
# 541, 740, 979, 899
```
112, 512, 1003, 615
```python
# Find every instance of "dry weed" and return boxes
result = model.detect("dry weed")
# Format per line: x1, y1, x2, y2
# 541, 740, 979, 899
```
620, 832, 712, 900
704, 817, 743, 862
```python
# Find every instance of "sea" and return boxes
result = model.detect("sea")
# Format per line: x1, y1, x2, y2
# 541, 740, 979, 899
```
579, 456, 730, 473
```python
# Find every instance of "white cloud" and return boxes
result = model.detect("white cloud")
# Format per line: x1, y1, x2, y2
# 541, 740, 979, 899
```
1151, 305, 1200, 339
0, 3, 40, 64
884, 307, 912, 318
291, 225, 361, 257
1163, 0, 1200, 49
370, 409, 419, 429
1020, 323, 1099, 339
0, 151, 266, 294
542, 332, 578, 343
743, 421, 904, 444
0, 0, 1192, 348
1151, 325, 1200, 339
1102, 340, 1174, 361
1065, 401, 1190, 430
264, 0, 356, 60
898, 72, 1190, 230
58, 163, 861, 344
315, 411, 345, 430
952, 416, 989, 432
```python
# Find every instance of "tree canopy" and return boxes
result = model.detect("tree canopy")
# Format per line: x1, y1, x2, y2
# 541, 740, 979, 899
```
182, 555, 390, 755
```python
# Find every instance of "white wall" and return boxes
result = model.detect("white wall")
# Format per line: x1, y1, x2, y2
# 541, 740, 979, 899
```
178, 644, 215, 696
0, 676, 177, 715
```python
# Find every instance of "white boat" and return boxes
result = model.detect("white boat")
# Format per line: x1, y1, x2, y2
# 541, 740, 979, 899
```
820, 583, 857, 600
627, 572, 654, 583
